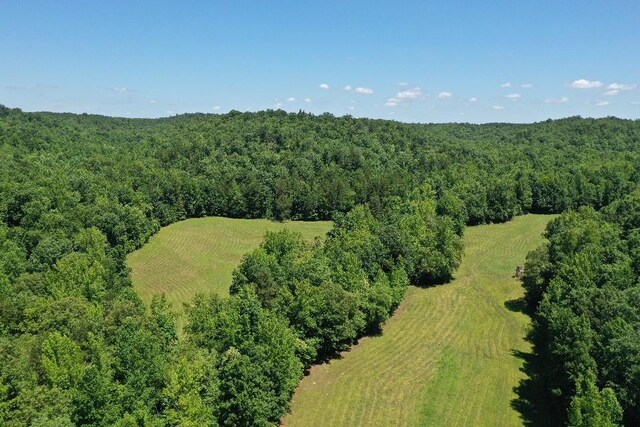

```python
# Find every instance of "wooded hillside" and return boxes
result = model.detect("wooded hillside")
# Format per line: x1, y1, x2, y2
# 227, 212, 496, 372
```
1, 106, 639, 425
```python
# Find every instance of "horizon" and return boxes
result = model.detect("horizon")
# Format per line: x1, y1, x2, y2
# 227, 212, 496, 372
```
2, 102, 639, 126
1, 1, 639, 123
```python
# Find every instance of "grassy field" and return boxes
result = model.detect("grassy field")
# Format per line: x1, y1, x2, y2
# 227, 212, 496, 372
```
283, 214, 553, 427
127, 217, 332, 310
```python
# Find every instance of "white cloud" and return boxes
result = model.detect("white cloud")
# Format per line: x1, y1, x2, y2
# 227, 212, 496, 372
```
521, 83, 533, 88
501, 82, 512, 88
274, 102, 283, 109
595, 100, 609, 106
505, 93, 521, 100
287, 97, 296, 102
319, 83, 330, 90
213, 106, 221, 111
604, 90, 619, 96
343, 85, 374, 95
469, 97, 478, 102
348, 106, 355, 111
304, 98, 311, 103
438, 91, 452, 99
608, 82, 637, 91
397, 87, 423, 99
570, 79, 604, 89
111, 87, 130, 92
493, 105, 504, 110
545, 97, 569, 103
398, 81, 409, 86
354, 87, 374, 95
385, 87, 424, 107
149, 99, 158, 104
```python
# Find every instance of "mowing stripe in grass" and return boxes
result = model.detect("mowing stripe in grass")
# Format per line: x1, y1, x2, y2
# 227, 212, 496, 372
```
283, 214, 553, 427
127, 217, 332, 311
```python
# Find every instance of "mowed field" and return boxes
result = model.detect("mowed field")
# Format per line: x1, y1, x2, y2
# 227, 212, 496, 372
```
127, 217, 332, 310
283, 214, 553, 427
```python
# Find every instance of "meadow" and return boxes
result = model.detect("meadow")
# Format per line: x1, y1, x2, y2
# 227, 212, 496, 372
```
127, 217, 332, 308
129, 213, 552, 425
282, 214, 553, 426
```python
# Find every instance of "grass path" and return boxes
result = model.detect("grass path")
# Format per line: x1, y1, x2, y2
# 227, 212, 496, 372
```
283, 214, 553, 427
127, 217, 332, 310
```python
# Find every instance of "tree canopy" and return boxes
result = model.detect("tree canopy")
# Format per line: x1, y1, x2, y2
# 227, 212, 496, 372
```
1, 106, 640, 425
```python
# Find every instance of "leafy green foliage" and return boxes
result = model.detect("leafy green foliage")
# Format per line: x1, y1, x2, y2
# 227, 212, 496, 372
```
568, 370, 623, 427
185, 289, 302, 425
525, 201, 640, 425
161, 345, 219, 427
2, 106, 640, 424
41, 332, 85, 389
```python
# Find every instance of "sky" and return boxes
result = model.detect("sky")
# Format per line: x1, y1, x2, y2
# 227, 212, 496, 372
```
1, 0, 639, 123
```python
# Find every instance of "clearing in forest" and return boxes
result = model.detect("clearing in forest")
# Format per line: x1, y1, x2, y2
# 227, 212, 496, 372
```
127, 217, 332, 309
283, 214, 553, 427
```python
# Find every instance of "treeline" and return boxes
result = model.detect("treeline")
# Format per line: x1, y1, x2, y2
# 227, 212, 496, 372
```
0, 185, 463, 425
184, 188, 463, 424
2, 106, 640, 235
524, 192, 640, 426
1, 105, 640, 425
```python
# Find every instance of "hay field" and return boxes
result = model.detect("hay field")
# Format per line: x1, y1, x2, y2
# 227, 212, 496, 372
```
283, 214, 553, 427
127, 217, 332, 309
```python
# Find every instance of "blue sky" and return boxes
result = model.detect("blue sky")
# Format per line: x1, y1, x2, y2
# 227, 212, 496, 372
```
1, 0, 639, 123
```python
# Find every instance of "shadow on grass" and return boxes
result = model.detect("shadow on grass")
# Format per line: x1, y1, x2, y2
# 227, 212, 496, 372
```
509, 304, 564, 426
303, 327, 386, 375
504, 297, 529, 314
413, 273, 457, 289
511, 347, 562, 426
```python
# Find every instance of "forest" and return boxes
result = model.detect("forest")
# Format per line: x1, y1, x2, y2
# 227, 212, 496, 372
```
523, 194, 640, 426
1, 104, 640, 425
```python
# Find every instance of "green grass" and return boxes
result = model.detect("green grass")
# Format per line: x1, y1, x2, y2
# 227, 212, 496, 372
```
127, 217, 332, 311
283, 214, 554, 427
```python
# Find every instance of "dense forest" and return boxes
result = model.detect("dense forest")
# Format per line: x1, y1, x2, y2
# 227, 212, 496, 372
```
524, 194, 640, 426
1, 104, 640, 425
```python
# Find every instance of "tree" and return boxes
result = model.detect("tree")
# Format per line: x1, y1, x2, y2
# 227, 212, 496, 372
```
162, 345, 219, 427
185, 289, 303, 425
568, 370, 623, 427
41, 332, 85, 389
